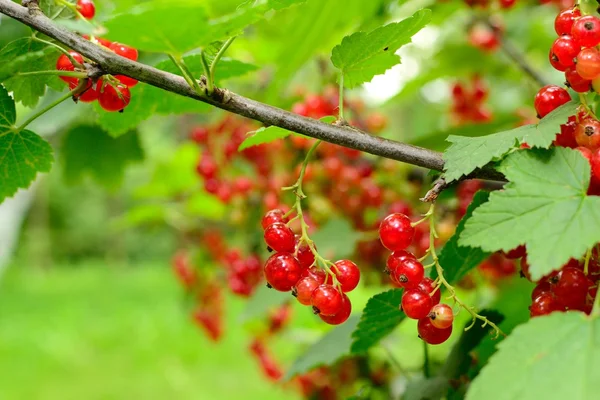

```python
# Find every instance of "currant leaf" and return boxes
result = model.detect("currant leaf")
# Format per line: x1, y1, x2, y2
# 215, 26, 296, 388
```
238, 126, 291, 151
238, 285, 290, 324
285, 314, 359, 379
331, 9, 431, 89
350, 289, 404, 354
61, 125, 144, 190
432, 191, 491, 284
443, 100, 578, 182
467, 312, 600, 400
311, 218, 363, 259
459, 147, 600, 281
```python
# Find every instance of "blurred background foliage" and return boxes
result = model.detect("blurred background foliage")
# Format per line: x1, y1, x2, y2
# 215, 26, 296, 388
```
0, 0, 560, 398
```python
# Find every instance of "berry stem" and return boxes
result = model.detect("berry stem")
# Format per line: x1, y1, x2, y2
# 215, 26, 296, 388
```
592, 283, 600, 318
208, 37, 236, 91
584, 248, 592, 276
17, 70, 88, 78
579, 93, 597, 119
426, 203, 505, 338
32, 37, 84, 69
16, 79, 86, 132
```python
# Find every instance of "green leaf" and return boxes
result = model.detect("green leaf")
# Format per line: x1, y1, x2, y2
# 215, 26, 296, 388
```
104, 0, 305, 54
433, 191, 491, 284
0, 84, 16, 128
331, 9, 431, 89
311, 218, 363, 259
285, 314, 360, 380
0, 38, 61, 107
443, 101, 578, 182
238, 285, 290, 324
61, 125, 144, 190
350, 289, 404, 353
238, 126, 290, 151
467, 312, 600, 400
459, 148, 600, 281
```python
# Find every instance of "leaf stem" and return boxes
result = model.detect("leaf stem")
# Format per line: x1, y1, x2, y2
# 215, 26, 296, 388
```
200, 51, 214, 95
338, 74, 345, 121
208, 37, 236, 89
32, 36, 84, 69
168, 54, 203, 95
18, 70, 87, 78
426, 204, 505, 338
17, 82, 83, 132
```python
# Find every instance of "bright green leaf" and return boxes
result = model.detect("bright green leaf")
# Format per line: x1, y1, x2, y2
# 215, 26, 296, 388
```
467, 313, 600, 400
459, 148, 600, 281
433, 191, 490, 284
238, 126, 290, 151
61, 126, 144, 190
285, 314, 359, 380
350, 289, 404, 353
443, 100, 578, 182
311, 218, 363, 259
331, 9, 431, 89
0, 38, 61, 107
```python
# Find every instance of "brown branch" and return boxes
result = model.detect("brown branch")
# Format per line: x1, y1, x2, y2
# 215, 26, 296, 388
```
0, 0, 505, 182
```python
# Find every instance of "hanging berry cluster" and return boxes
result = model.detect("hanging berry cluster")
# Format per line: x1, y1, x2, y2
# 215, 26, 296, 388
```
450, 76, 492, 125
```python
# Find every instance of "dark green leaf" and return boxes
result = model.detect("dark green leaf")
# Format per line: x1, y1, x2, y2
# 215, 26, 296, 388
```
350, 289, 404, 353
61, 125, 144, 190
285, 314, 360, 380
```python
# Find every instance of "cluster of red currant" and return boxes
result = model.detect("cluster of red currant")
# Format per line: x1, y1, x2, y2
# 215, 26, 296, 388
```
550, 8, 600, 91
56, 40, 137, 112
450, 76, 492, 125
379, 213, 454, 345
507, 246, 599, 317
261, 209, 359, 325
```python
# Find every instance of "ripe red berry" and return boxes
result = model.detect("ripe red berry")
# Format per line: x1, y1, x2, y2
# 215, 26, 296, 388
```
504, 245, 526, 259
379, 213, 415, 251
429, 303, 454, 329
391, 258, 424, 290
301, 266, 327, 284
69, 79, 98, 103
550, 267, 592, 309
555, 8, 581, 36
499, 0, 515, 9
530, 292, 565, 317
109, 42, 139, 87
295, 236, 315, 269
549, 51, 568, 72
263, 222, 295, 253
56, 51, 84, 85
386, 250, 416, 273
98, 82, 131, 112
264, 252, 303, 292
531, 281, 552, 300
76, 0, 95, 20
196, 154, 218, 179
311, 284, 343, 316
565, 68, 591, 93
590, 148, 600, 184
574, 118, 600, 150
319, 293, 352, 325
533, 85, 571, 118
333, 260, 360, 293
261, 209, 288, 230
401, 289, 433, 320
555, 120, 579, 148
572, 15, 600, 48
418, 277, 441, 305
417, 317, 452, 345
576, 48, 600, 81
551, 36, 580, 68
293, 276, 321, 305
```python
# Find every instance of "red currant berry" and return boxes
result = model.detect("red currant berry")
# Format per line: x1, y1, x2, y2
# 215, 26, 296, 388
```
531, 280, 552, 300
261, 209, 288, 230
550, 267, 592, 309
295, 236, 315, 269
555, 8, 581, 36
551, 36, 580, 68
264, 252, 303, 292
386, 250, 416, 273
418, 277, 441, 305
311, 284, 343, 316
69, 79, 98, 103
76, 0, 95, 20
56, 51, 84, 85
555, 120, 579, 148
499, 0, 516, 9
534, 85, 570, 118
263, 222, 295, 253
549, 51, 568, 72
301, 267, 327, 284
391, 258, 424, 290
576, 48, 600, 81
293, 276, 321, 305
401, 289, 433, 320
319, 293, 352, 325
333, 260, 360, 293
109, 42, 139, 87
572, 15, 600, 48
98, 82, 131, 112
574, 118, 600, 150
565, 67, 591, 93
428, 303, 454, 330
417, 317, 452, 345
379, 213, 415, 251
196, 154, 218, 179
590, 148, 600, 184
504, 245, 526, 259
530, 292, 565, 317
